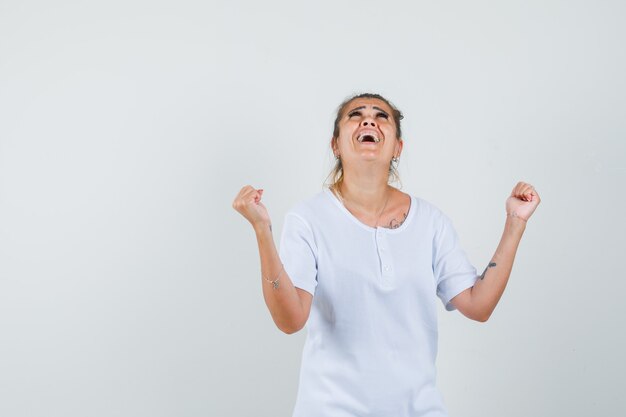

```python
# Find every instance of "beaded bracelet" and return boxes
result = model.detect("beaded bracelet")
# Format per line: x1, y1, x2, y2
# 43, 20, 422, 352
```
507, 212, 527, 222
264, 264, 285, 289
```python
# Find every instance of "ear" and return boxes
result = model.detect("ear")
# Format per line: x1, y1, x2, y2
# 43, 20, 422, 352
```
331, 137, 338, 155
395, 138, 404, 156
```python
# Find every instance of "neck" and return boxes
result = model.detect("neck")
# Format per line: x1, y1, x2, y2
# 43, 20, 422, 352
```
337, 166, 390, 212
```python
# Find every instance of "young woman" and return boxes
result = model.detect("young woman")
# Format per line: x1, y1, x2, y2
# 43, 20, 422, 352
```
232, 93, 540, 417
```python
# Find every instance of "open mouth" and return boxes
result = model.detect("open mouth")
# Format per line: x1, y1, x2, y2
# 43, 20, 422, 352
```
357, 132, 381, 143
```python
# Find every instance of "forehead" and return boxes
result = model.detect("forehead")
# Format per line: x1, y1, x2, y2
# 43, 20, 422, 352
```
343, 98, 393, 115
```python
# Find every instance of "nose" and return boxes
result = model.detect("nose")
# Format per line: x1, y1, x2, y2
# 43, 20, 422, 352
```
361, 119, 377, 128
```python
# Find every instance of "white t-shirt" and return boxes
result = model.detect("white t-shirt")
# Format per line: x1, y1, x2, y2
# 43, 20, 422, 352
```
279, 188, 478, 417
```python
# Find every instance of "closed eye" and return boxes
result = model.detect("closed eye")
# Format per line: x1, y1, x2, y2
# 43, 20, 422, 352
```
348, 110, 361, 118
377, 112, 389, 119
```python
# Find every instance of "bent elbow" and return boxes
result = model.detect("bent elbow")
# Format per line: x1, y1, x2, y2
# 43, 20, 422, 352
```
279, 324, 303, 335
277, 320, 305, 335
475, 310, 491, 323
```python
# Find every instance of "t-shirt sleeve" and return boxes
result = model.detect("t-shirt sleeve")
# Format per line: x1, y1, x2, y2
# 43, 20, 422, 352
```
432, 213, 478, 311
278, 213, 318, 296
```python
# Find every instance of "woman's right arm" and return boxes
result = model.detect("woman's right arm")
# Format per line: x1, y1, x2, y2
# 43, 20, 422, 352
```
232, 186, 313, 334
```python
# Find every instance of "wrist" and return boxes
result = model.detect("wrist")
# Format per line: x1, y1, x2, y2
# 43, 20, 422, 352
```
506, 212, 526, 221
505, 213, 527, 232
253, 221, 273, 235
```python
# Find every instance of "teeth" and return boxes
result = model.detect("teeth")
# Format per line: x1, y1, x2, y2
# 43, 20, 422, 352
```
357, 133, 380, 143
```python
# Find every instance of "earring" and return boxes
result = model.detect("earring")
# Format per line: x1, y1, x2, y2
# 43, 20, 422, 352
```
335, 154, 340, 160
392, 156, 399, 163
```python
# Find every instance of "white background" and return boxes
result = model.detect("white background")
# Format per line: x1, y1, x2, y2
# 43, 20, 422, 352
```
1, 1, 624, 416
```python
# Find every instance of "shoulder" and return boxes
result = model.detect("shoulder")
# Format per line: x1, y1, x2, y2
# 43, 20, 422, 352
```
287, 190, 327, 217
283, 189, 336, 228
399, 189, 447, 223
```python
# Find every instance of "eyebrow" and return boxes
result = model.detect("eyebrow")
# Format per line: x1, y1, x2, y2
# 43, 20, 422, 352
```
347, 106, 390, 116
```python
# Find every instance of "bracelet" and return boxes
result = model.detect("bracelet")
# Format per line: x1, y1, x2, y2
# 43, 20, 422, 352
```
264, 264, 285, 289
506, 212, 527, 222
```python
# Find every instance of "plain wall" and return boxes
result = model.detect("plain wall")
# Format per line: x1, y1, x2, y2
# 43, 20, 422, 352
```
1, 0, 624, 416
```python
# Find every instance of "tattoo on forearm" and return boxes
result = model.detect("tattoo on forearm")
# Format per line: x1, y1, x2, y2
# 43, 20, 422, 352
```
479, 262, 497, 280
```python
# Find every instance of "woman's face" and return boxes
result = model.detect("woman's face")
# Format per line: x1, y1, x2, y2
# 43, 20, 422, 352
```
332, 97, 403, 168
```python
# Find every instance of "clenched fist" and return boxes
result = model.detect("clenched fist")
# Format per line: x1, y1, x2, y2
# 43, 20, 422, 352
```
232, 185, 272, 230
506, 181, 541, 222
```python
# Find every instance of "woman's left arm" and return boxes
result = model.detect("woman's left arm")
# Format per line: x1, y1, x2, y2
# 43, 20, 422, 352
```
451, 181, 541, 322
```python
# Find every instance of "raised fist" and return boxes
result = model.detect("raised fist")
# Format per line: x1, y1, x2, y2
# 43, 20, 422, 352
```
232, 185, 272, 230
506, 181, 541, 222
